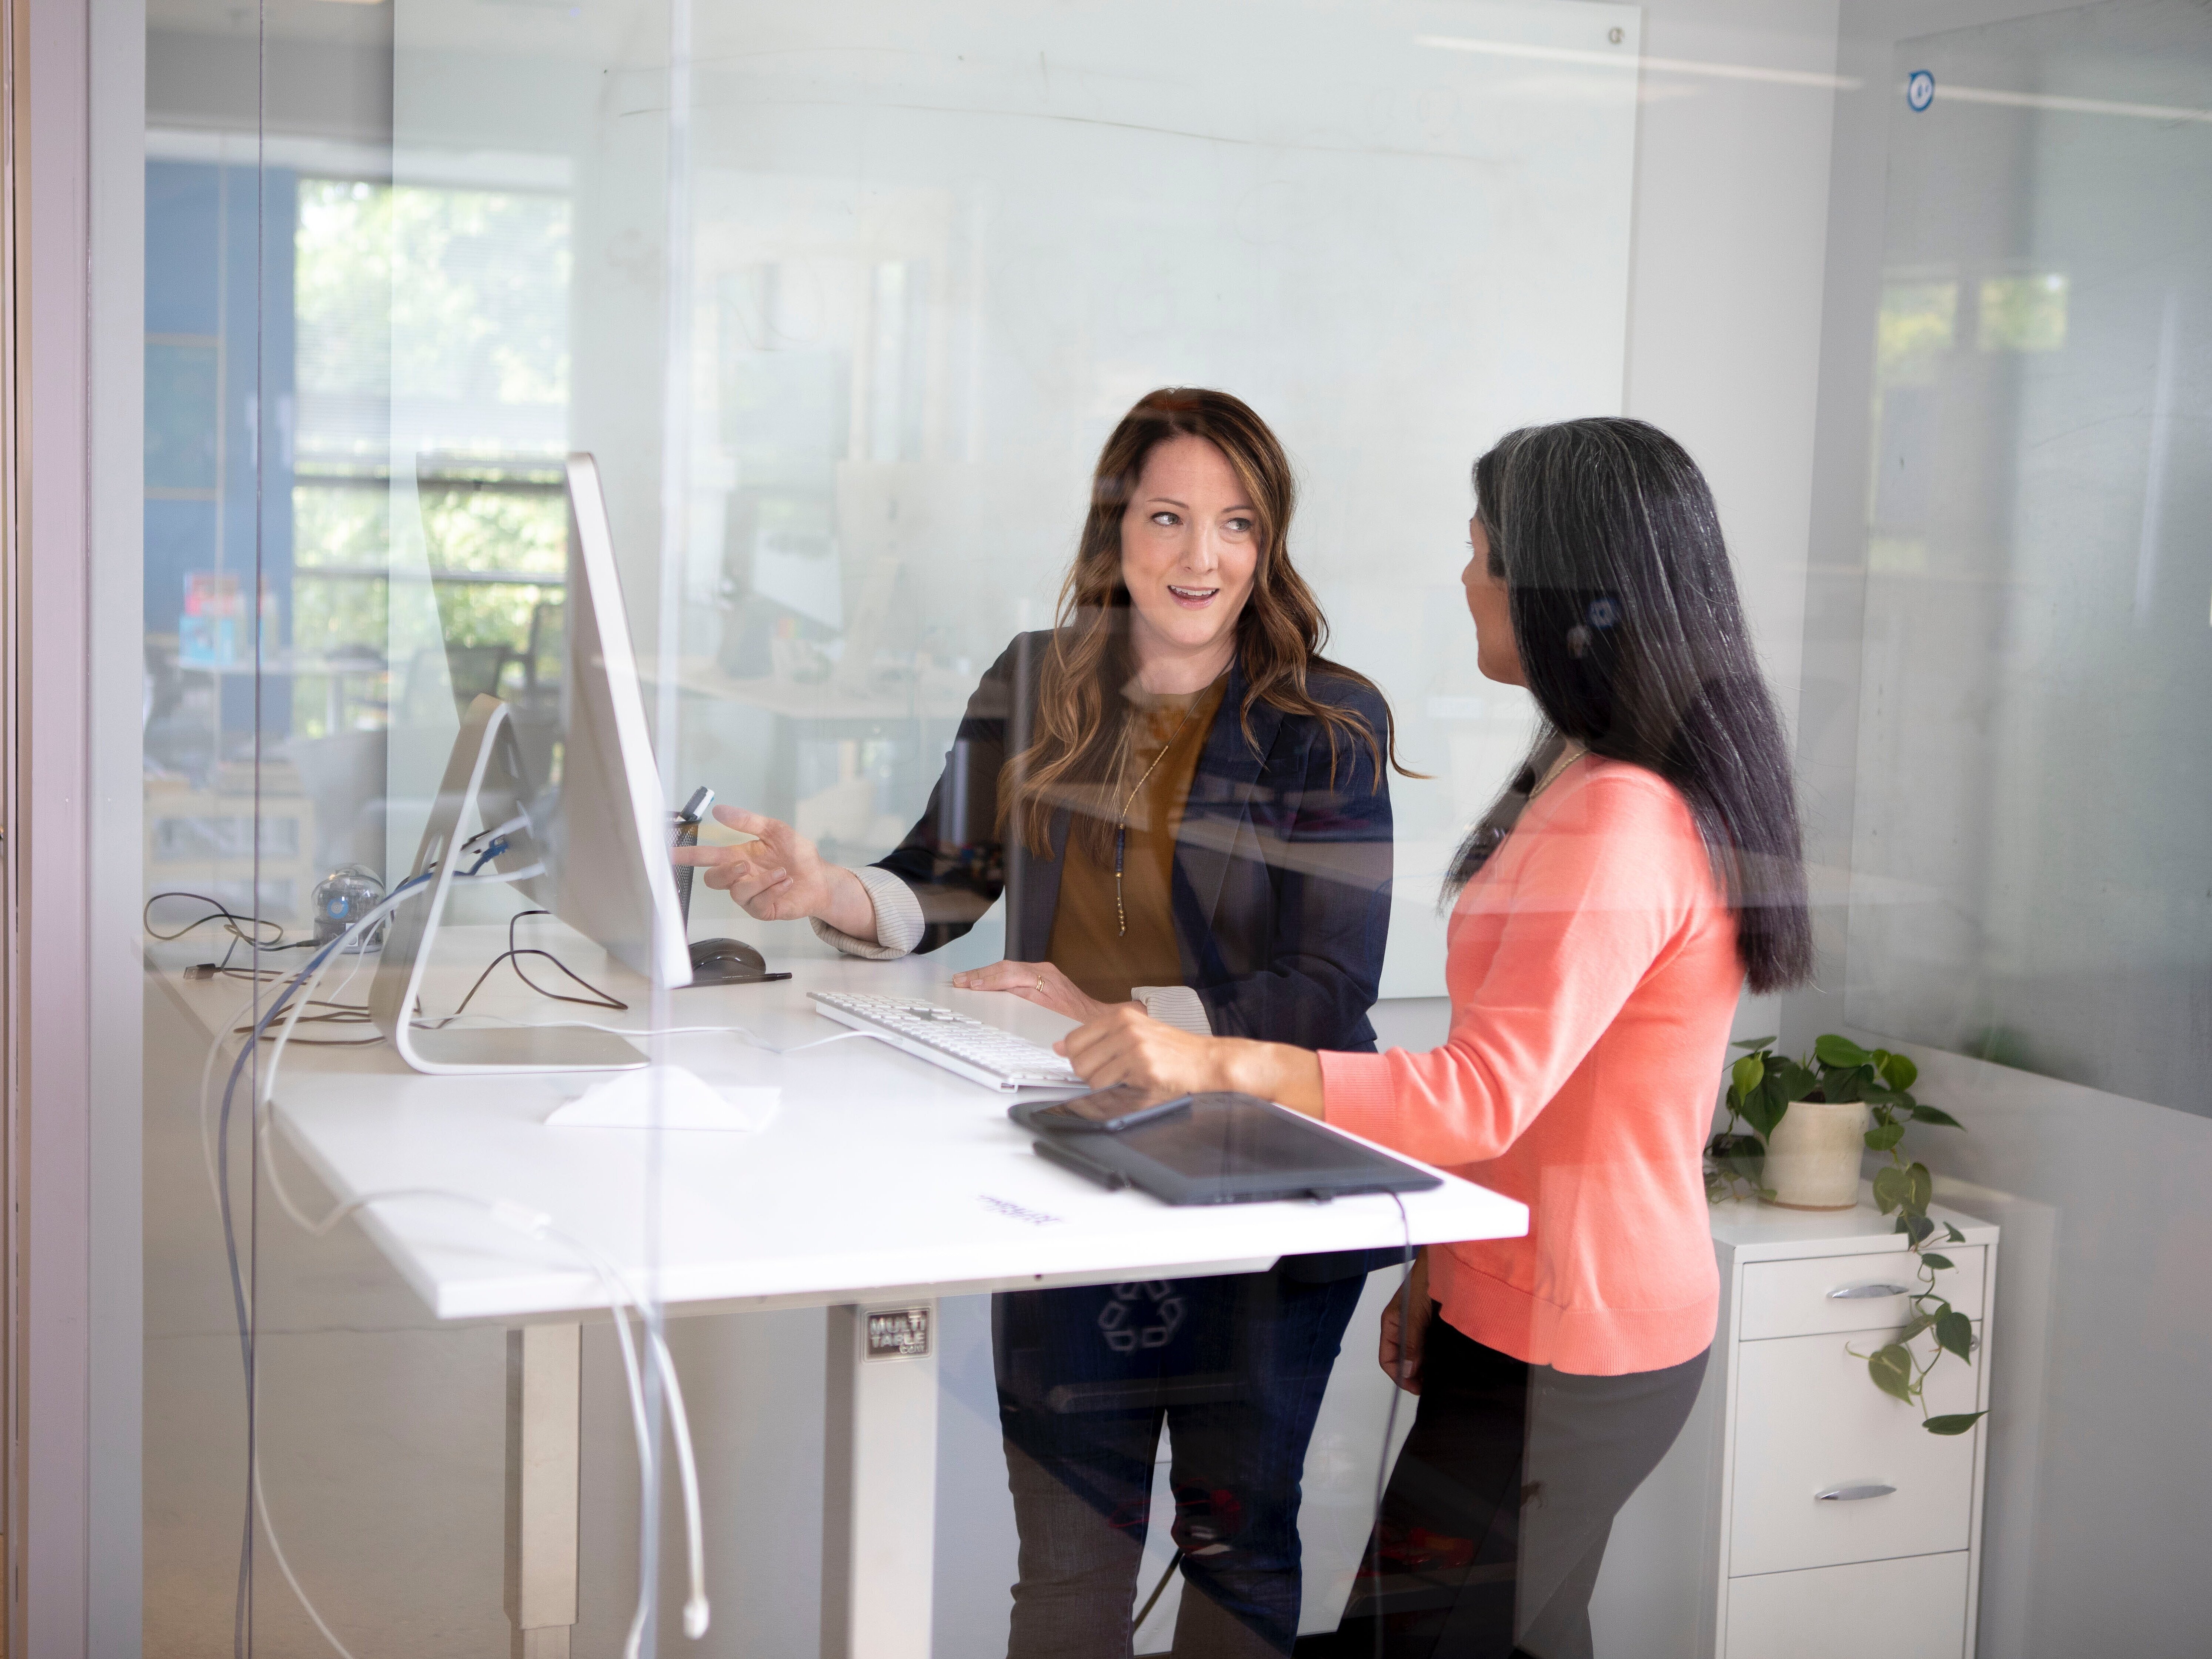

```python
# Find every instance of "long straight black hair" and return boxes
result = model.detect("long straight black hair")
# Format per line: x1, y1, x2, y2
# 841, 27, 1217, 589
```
1449, 418, 1813, 994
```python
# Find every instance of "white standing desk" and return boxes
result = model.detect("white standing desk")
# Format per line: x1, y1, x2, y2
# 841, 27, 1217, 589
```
154, 924, 1527, 1658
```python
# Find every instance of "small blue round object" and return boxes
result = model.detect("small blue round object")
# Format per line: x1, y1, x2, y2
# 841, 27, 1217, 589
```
1906, 70, 1935, 112
312, 864, 387, 951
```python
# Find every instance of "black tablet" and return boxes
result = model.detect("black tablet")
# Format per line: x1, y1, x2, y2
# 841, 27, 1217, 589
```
1009, 1091, 1442, 1206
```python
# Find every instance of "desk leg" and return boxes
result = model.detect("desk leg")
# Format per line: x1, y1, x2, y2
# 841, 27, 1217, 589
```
506, 1324, 583, 1659
821, 1302, 940, 1659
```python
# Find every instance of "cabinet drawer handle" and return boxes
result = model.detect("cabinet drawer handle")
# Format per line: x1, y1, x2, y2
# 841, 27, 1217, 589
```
1827, 1283, 1910, 1299
1815, 1484, 1897, 1502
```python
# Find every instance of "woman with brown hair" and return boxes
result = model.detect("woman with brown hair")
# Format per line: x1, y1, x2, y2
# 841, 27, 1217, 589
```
679, 387, 1408, 1656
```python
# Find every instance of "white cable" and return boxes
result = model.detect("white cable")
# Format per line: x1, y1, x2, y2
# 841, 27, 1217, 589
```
258, 867, 535, 1111
196, 868, 448, 1222
652, 1325, 711, 1639
252, 1170, 700, 1659
212, 873, 714, 1655
251, 1459, 361, 1659
201, 982, 268, 1219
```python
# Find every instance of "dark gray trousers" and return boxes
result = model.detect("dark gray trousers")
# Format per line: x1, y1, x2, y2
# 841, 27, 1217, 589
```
1312, 1311, 1709, 1659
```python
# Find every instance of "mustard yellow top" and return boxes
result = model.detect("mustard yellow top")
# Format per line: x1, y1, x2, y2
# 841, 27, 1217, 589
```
1044, 676, 1229, 1004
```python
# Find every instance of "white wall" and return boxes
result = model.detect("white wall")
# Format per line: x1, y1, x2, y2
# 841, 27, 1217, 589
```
1868, 1041, 2212, 1659
1622, 0, 1843, 742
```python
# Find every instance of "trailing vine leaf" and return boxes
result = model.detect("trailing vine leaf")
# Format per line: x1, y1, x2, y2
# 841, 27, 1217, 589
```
1731, 1052, 1818, 1141
1902, 1212, 1936, 1247
1908, 1103, 1964, 1129
1731, 1036, 1776, 1053
1815, 1034, 1871, 1068
1935, 1311, 1974, 1362
1924, 1412, 1987, 1436
1865, 1121, 1906, 1153
1877, 1051, 1919, 1091
1944, 1223, 1966, 1245
1919, 1253, 1955, 1271
1731, 1052, 1764, 1103
1738, 1085, 1788, 1141
1872, 1165, 1909, 1214
1868, 1346, 1916, 1403
1906, 1163, 1934, 1212
1897, 1311, 1939, 1344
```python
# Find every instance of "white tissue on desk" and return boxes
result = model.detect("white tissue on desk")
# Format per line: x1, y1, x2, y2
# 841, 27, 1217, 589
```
544, 1065, 780, 1132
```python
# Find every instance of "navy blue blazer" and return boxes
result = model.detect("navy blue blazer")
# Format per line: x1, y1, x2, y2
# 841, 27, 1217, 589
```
873, 630, 1394, 1054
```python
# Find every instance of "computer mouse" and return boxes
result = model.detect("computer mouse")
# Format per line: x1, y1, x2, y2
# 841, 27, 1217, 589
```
684, 937, 790, 987
692, 937, 766, 972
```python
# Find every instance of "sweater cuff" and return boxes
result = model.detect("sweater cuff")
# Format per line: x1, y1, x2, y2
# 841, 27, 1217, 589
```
808, 866, 925, 960
1133, 985, 1212, 1036
1318, 1049, 1402, 1147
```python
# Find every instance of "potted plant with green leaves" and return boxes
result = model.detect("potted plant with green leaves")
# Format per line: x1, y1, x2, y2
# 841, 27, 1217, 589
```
1707, 1035, 1986, 1436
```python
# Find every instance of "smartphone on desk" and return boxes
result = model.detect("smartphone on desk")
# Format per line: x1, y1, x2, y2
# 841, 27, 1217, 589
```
1021, 1084, 1194, 1134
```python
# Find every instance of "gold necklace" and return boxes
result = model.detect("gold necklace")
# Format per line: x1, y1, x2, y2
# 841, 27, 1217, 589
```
1530, 739, 1588, 799
1111, 676, 1220, 937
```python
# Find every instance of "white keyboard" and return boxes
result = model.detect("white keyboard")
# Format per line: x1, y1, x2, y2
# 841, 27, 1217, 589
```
808, 990, 1083, 1092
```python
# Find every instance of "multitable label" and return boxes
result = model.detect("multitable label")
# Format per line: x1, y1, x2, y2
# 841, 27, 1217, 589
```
865, 1306, 931, 1359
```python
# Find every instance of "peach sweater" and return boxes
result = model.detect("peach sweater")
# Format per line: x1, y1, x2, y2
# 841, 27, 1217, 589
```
1321, 758, 1740, 1375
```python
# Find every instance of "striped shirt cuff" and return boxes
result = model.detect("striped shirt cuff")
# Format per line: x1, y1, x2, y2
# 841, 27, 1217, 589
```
808, 866, 926, 959
1133, 985, 1213, 1036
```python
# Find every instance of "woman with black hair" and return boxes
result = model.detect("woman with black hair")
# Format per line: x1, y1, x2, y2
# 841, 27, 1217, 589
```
1059, 417, 1814, 1657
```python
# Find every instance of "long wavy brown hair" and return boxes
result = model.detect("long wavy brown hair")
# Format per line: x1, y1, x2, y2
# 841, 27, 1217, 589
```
1002, 386, 1412, 859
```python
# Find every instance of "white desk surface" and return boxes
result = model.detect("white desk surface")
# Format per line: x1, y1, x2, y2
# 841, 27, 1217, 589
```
151, 921, 1526, 1323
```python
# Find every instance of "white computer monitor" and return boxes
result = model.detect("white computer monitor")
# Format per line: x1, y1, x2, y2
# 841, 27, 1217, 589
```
368, 453, 690, 1074
538, 454, 693, 988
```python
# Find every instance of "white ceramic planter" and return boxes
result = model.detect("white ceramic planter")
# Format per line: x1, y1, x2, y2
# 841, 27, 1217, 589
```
1762, 1098, 1869, 1209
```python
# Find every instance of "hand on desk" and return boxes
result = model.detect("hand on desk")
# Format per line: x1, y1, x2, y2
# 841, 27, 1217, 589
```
949, 959, 1120, 1024
669, 806, 879, 939
1054, 1004, 1329, 1118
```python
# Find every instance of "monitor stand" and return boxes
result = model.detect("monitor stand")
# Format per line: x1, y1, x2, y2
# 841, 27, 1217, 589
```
370, 697, 647, 1076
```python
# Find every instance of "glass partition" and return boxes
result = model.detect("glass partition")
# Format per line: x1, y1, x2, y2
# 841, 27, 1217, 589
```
393, 0, 1644, 994
120, 1, 2212, 1656
138, 1, 1647, 1651
1849, 0, 2212, 1111
1824, 8, 2212, 1656
144, 6, 659, 1655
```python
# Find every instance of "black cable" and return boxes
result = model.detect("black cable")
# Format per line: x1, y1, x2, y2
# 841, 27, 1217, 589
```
1132, 1547, 1185, 1635
148, 891, 317, 985
1370, 1192, 1417, 1659
146, 890, 287, 946
416, 909, 629, 1029
230, 1004, 377, 1047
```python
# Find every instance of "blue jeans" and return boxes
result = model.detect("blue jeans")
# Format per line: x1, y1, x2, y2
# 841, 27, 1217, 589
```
994, 1267, 1369, 1658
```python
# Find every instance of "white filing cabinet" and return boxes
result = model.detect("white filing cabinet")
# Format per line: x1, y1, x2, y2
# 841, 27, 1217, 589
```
1698, 1193, 1998, 1659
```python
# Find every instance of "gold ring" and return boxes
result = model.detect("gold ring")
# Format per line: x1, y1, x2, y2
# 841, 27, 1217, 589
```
1035, 974, 1046, 992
